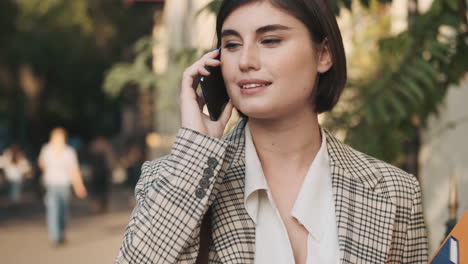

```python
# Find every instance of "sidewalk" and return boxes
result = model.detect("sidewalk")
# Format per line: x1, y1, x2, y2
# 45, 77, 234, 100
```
0, 186, 134, 264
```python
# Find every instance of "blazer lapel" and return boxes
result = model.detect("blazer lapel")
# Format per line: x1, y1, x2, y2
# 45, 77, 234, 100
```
325, 130, 396, 263
212, 118, 256, 264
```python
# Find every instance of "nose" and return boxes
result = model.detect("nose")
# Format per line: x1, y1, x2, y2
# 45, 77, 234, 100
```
239, 44, 260, 72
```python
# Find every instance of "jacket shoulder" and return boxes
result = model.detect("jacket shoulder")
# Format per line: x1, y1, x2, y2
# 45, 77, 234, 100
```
356, 149, 420, 205
327, 130, 419, 203
363, 152, 416, 187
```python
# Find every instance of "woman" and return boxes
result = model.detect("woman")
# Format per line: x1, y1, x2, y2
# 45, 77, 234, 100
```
0, 144, 31, 203
38, 127, 87, 245
116, 0, 428, 263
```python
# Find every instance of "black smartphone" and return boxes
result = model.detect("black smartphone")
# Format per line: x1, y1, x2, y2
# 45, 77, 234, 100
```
200, 53, 230, 121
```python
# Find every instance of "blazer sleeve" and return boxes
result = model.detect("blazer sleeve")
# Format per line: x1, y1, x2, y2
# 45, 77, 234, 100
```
402, 177, 429, 263
115, 127, 231, 264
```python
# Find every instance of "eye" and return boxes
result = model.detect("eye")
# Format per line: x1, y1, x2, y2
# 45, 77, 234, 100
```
262, 39, 281, 45
223, 42, 241, 49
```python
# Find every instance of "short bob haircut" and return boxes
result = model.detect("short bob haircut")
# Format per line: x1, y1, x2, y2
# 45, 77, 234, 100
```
215, 0, 347, 114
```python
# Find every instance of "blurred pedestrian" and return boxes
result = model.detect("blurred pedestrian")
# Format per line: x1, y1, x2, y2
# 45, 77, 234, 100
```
88, 136, 114, 214
0, 144, 31, 203
38, 127, 87, 246
124, 144, 144, 191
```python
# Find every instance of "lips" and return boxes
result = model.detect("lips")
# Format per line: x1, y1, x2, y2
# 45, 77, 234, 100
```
237, 79, 272, 95
238, 79, 272, 89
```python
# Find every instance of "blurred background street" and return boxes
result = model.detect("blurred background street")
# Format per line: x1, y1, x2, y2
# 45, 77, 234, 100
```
0, 185, 133, 264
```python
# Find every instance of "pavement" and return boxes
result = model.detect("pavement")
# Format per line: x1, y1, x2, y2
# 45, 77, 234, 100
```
0, 186, 135, 264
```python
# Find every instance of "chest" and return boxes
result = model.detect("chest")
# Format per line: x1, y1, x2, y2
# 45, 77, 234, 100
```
210, 165, 404, 264
44, 149, 71, 167
266, 177, 309, 264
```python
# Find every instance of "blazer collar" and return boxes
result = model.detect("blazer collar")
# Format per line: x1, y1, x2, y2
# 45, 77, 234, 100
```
224, 117, 248, 149
323, 129, 383, 190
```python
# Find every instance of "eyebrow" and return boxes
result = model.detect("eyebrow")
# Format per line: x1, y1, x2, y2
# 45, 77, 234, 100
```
220, 24, 291, 39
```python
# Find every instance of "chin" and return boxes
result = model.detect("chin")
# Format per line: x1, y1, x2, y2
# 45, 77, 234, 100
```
231, 95, 284, 119
236, 105, 279, 120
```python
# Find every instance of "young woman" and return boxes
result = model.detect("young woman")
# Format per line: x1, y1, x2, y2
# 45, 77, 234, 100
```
39, 127, 87, 245
116, 0, 428, 263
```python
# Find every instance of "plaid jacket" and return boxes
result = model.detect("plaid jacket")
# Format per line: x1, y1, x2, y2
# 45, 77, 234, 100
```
116, 118, 428, 263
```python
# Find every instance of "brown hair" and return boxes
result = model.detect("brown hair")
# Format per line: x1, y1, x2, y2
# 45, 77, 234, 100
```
215, 0, 347, 113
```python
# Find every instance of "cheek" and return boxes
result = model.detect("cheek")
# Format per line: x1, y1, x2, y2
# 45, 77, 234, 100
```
221, 61, 238, 95
270, 50, 318, 94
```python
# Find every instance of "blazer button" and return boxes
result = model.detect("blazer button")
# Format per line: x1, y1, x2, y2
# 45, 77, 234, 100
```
199, 178, 210, 188
207, 157, 218, 168
195, 188, 206, 199
203, 167, 214, 178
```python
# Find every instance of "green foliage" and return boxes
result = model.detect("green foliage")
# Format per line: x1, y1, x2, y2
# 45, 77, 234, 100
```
104, 36, 157, 97
14, 0, 93, 34
326, 0, 468, 164
103, 34, 199, 133
198, 0, 223, 16
154, 48, 199, 134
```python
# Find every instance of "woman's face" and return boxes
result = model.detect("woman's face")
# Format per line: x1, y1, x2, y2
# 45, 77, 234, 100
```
220, 1, 331, 119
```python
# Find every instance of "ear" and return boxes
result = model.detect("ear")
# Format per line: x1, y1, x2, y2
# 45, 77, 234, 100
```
317, 38, 333, 74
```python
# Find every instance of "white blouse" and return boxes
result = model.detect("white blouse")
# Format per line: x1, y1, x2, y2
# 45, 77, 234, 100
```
38, 144, 79, 186
244, 124, 340, 264
0, 150, 30, 182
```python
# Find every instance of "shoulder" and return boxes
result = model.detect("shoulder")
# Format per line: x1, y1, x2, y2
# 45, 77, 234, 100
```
325, 130, 420, 203
40, 144, 50, 152
39, 144, 51, 157
65, 146, 78, 156
365, 152, 416, 186
350, 145, 421, 205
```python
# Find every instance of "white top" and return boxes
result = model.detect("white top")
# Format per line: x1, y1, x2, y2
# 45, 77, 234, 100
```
244, 124, 340, 264
0, 150, 30, 182
38, 144, 79, 186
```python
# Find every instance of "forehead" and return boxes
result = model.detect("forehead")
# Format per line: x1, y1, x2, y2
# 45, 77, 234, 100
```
221, 1, 302, 32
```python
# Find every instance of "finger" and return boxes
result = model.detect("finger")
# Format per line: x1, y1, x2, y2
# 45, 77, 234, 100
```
196, 90, 206, 110
202, 48, 220, 59
181, 67, 200, 97
198, 66, 211, 76
204, 59, 221, 67
218, 101, 234, 125
183, 64, 210, 93
180, 49, 220, 97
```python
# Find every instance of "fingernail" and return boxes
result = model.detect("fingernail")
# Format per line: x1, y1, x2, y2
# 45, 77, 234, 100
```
210, 48, 219, 52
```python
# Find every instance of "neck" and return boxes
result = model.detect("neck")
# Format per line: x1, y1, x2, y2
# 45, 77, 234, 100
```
247, 110, 322, 169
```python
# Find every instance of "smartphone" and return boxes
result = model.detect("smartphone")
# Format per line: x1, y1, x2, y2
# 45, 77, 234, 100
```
200, 53, 230, 121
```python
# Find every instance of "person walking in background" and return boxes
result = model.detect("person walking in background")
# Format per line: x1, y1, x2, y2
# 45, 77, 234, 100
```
88, 136, 114, 214
0, 144, 31, 204
38, 127, 87, 246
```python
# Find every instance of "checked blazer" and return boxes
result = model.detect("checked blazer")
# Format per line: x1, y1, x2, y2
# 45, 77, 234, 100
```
115, 118, 428, 263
